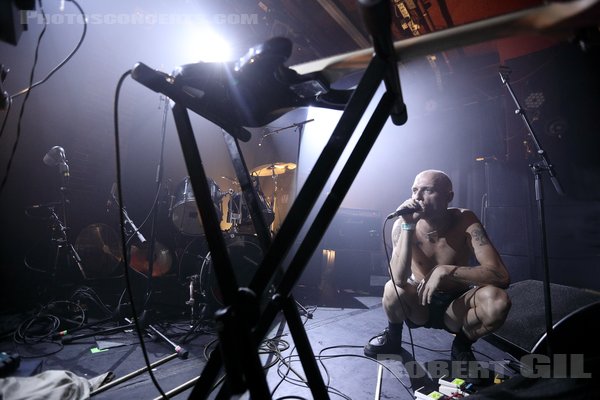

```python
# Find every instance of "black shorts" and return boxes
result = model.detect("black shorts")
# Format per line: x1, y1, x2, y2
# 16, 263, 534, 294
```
406, 288, 471, 333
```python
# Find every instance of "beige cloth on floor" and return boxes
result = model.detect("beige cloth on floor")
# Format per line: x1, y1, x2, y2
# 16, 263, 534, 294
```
0, 370, 111, 400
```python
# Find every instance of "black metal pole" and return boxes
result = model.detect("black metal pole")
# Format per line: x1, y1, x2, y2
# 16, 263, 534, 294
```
532, 164, 554, 357
499, 66, 566, 357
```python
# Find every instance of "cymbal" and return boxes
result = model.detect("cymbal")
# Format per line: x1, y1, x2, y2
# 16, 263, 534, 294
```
75, 223, 122, 278
252, 162, 297, 177
215, 175, 239, 192
291, 0, 599, 86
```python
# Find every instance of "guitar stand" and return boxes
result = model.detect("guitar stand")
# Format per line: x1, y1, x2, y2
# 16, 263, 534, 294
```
132, 2, 405, 397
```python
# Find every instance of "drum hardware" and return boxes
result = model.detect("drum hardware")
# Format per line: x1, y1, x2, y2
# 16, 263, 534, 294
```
175, 237, 213, 330
251, 162, 297, 232
185, 274, 208, 327
177, 233, 277, 323
226, 176, 274, 234
171, 176, 224, 236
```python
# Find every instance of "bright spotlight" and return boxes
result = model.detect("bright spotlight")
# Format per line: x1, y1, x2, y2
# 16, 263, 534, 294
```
195, 30, 232, 63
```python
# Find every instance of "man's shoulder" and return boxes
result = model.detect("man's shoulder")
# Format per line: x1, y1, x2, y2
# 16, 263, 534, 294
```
448, 208, 480, 227
448, 207, 475, 217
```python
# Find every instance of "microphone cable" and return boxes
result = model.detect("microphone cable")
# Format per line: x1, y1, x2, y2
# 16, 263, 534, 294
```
382, 217, 417, 362
0, 0, 87, 196
112, 69, 168, 399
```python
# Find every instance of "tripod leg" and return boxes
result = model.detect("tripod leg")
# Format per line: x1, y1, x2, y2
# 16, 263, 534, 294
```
67, 242, 88, 279
147, 324, 188, 359
296, 300, 313, 319
189, 349, 223, 399
90, 353, 178, 396
281, 295, 329, 400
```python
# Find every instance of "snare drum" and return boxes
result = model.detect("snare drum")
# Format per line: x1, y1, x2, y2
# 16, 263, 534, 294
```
171, 176, 222, 235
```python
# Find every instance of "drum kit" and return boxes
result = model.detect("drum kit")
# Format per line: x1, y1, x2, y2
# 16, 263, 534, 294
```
170, 161, 295, 236
74, 161, 296, 321
170, 162, 295, 321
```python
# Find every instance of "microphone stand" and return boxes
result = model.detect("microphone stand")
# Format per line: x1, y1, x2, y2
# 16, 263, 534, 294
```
499, 66, 565, 358
140, 94, 169, 316
60, 96, 188, 360
257, 118, 314, 147
41, 148, 87, 289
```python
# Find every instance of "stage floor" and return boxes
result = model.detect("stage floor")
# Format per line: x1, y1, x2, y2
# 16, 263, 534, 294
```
0, 280, 597, 399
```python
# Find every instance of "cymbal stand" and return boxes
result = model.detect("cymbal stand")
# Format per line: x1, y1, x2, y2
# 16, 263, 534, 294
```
499, 66, 566, 357
268, 168, 279, 233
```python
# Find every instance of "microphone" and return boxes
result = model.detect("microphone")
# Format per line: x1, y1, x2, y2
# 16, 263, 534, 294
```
43, 146, 66, 167
43, 146, 69, 186
386, 206, 421, 220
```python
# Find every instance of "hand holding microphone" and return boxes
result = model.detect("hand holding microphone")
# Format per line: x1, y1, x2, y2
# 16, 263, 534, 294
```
386, 202, 422, 220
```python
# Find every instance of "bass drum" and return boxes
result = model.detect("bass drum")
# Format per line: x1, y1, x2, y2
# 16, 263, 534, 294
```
171, 176, 222, 236
201, 234, 273, 308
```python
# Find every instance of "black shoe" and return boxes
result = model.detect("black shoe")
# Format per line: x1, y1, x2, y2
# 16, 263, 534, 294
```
364, 328, 403, 359
451, 333, 476, 363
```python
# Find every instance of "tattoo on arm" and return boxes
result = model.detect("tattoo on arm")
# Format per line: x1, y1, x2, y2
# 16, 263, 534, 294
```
472, 227, 490, 246
491, 268, 505, 280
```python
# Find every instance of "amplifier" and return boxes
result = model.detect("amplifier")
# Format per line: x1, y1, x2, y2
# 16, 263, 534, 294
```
322, 208, 382, 251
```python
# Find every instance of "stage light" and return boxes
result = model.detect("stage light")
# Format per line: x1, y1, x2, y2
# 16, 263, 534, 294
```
525, 91, 545, 109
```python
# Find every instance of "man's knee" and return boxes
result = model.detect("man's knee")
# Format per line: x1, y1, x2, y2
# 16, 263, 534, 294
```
477, 286, 511, 326
382, 280, 414, 319
383, 280, 403, 306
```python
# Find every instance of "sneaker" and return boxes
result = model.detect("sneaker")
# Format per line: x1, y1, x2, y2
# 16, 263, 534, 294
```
364, 328, 403, 359
451, 333, 476, 363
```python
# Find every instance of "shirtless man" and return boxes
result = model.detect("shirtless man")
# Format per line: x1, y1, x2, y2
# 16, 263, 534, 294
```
364, 170, 511, 362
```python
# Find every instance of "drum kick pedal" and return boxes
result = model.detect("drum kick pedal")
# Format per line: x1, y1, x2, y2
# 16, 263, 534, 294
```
186, 274, 208, 327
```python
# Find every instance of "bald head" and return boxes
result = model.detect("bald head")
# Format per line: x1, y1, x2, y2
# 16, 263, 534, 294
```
415, 170, 453, 193
413, 170, 454, 207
